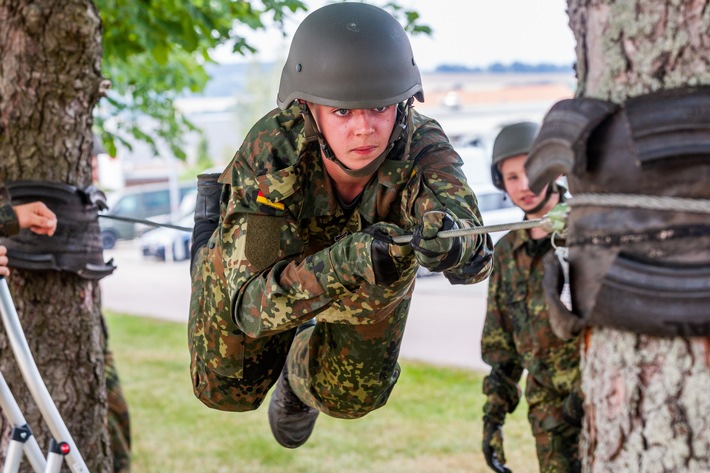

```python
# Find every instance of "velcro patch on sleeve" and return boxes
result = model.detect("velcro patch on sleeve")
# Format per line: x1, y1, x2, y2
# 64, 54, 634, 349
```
245, 214, 284, 271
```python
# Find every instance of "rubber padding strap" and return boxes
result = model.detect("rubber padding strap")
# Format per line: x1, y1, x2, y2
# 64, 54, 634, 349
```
2, 180, 115, 279
591, 253, 710, 337
526, 97, 617, 194
625, 85, 710, 168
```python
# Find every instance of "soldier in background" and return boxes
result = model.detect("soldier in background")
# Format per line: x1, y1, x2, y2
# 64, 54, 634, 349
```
189, 2, 493, 449
91, 137, 132, 473
480, 122, 582, 473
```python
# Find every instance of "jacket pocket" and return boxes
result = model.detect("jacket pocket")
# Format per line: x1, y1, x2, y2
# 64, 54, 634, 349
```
189, 240, 246, 408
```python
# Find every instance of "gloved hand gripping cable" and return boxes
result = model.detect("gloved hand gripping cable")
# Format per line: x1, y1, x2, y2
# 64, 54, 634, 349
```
392, 203, 569, 245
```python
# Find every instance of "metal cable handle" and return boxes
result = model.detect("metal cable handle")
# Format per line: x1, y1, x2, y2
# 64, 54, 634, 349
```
391, 218, 551, 244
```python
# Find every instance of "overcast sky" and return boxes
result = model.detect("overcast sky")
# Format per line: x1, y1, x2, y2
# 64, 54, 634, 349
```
217, 0, 577, 72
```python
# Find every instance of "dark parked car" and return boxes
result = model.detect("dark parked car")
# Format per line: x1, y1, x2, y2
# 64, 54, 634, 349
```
140, 213, 194, 262
100, 182, 196, 249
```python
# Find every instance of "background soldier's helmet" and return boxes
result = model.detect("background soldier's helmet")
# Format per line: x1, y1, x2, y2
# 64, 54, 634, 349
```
277, 2, 424, 110
490, 121, 539, 190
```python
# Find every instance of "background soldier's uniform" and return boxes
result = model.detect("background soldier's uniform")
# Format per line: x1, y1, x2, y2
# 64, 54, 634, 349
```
0, 186, 131, 473
0, 191, 19, 236
101, 317, 131, 473
190, 104, 493, 418
482, 228, 581, 473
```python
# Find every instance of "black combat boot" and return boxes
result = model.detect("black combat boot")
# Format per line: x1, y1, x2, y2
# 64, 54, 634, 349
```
268, 321, 319, 448
268, 362, 319, 448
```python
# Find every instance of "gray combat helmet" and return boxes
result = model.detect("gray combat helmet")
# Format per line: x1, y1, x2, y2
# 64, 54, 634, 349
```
277, 2, 424, 110
490, 121, 539, 190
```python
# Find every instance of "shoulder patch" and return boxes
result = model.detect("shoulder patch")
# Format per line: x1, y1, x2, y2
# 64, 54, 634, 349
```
245, 214, 284, 271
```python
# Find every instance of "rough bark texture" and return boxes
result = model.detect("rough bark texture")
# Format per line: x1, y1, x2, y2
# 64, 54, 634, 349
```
0, 1, 110, 472
567, 1, 710, 472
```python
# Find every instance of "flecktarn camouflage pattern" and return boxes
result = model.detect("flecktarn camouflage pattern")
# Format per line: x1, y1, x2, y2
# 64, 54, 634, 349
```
189, 104, 492, 419
0, 186, 19, 237
482, 228, 581, 472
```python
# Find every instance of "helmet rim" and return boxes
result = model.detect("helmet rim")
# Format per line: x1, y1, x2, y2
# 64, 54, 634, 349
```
490, 121, 539, 190
277, 2, 424, 110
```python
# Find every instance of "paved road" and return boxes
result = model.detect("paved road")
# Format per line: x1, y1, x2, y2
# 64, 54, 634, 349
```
101, 241, 490, 372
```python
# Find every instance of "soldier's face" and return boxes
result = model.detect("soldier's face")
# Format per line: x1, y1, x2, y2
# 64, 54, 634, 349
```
500, 154, 549, 214
309, 103, 397, 174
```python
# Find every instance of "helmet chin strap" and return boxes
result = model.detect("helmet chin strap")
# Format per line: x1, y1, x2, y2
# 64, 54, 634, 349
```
524, 182, 559, 216
299, 99, 415, 179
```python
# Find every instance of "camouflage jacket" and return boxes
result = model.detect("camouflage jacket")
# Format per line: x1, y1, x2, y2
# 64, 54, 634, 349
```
0, 186, 19, 237
191, 104, 493, 379
481, 227, 580, 429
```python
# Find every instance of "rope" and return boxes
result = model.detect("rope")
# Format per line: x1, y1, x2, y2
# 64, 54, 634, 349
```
98, 193, 710, 244
569, 193, 710, 214
391, 218, 550, 244
99, 214, 192, 232
100, 213, 553, 242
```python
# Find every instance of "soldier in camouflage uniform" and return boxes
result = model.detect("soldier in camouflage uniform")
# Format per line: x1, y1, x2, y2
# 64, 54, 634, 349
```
1, 185, 131, 472
103, 330, 131, 473
189, 2, 493, 449
481, 122, 582, 473
91, 135, 132, 473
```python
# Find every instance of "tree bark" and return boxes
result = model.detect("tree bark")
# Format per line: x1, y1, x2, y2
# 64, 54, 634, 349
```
0, 1, 110, 471
567, 1, 710, 471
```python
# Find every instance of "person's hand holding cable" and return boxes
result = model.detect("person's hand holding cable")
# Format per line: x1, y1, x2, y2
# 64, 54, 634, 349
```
0, 201, 57, 277
13, 202, 57, 236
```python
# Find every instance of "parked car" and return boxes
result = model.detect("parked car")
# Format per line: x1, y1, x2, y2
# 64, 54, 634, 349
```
139, 190, 197, 262
137, 166, 230, 263
140, 213, 194, 262
100, 182, 196, 249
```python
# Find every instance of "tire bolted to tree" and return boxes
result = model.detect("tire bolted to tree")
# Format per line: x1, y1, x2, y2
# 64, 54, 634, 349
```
563, 2, 710, 471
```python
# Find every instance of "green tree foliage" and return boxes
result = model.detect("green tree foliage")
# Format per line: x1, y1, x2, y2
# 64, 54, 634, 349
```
94, 0, 307, 159
93, 0, 430, 161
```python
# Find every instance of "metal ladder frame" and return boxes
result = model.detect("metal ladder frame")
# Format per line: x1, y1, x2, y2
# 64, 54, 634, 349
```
0, 277, 89, 473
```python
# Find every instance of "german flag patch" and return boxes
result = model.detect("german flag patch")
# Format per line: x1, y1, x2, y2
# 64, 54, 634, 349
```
256, 190, 285, 210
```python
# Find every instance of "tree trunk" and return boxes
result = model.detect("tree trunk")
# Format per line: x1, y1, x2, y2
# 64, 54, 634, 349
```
0, 1, 110, 472
567, 1, 710, 471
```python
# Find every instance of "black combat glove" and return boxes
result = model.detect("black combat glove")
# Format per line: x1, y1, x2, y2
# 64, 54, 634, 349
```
562, 390, 584, 429
410, 210, 463, 272
191, 172, 222, 270
482, 420, 512, 473
310, 222, 415, 293
362, 223, 413, 286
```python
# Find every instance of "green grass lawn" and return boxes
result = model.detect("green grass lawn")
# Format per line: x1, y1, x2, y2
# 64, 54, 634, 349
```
106, 312, 538, 473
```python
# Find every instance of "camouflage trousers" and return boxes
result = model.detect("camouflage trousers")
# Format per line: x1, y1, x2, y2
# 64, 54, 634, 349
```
105, 349, 130, 473
533, 425, 581, 473
287, 294, 412, 419
190, 266, 417, 419
528, 399, 581, 473
102, 316, 131, 473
